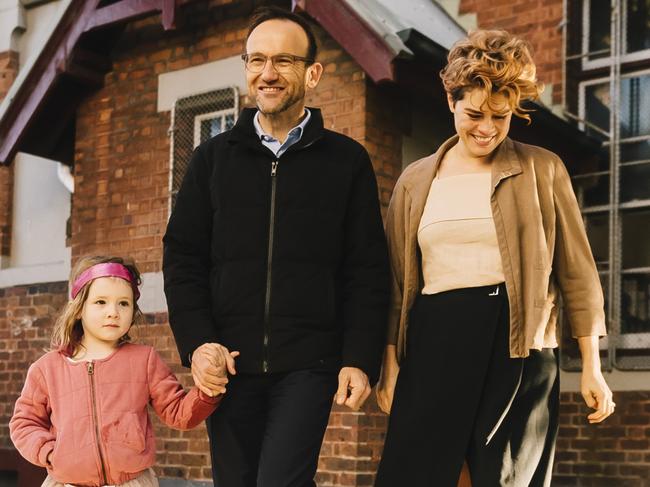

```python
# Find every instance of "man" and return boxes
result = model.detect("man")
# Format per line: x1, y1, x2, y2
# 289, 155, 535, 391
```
163, 6, 389, 487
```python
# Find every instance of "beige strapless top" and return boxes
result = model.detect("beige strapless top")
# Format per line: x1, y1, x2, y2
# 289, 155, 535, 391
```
418, 172, 504, 295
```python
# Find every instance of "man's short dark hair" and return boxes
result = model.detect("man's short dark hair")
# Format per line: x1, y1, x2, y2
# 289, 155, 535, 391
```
246, 6, 318, 61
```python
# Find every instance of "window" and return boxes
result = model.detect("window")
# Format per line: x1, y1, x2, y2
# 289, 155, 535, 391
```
193, 110, 236, 148
0, 153, 72, 288
583, 0, 650, 69
565, 69, 650, 370
169, 87, 238, 207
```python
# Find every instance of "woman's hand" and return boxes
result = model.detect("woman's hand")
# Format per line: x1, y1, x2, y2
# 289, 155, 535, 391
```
376, 345, 399, 414
578, 336, 615, 423
581, 367, 615, 423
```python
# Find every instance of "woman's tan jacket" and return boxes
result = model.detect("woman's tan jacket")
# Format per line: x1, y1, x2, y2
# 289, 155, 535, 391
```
386, 136, 607, 364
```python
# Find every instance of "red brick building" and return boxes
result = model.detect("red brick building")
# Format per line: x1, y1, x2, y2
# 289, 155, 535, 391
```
0, 1, 648, 486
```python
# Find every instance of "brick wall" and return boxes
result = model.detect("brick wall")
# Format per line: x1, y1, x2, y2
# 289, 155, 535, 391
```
459, 0, 564, 105
0, 283, 68, 450
0, 164, 12, 259
0, 50, 18, 260
317, 400, 386, 487
364, 83, 404, 213
0, 51, 18, 101
304, 23, 366, 143
554, 392, 650, 486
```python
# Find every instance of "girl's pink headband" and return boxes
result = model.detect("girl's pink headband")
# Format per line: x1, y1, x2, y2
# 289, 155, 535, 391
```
70, 263, 140, 300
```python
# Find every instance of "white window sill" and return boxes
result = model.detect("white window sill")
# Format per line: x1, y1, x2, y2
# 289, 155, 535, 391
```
561, 369, 650, 392
0, 263, 168, 317
0, 253, 71, 288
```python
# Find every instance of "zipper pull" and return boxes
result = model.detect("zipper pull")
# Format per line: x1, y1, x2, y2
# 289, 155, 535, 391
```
271, 161, 278, 177
86, 362, 94, 375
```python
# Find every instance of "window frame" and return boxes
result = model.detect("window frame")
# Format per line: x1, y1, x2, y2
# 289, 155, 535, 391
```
577, 70, 650, 211
582, 0, 650, 70
192, 108, 238, 149
574, 68, 650, 368
168, 86, 239, 211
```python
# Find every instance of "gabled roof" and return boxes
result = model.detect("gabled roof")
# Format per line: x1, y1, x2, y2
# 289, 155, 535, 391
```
0, 0, 197, 166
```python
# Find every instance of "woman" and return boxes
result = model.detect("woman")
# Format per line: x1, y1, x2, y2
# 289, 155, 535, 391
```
375, 30, 614, 487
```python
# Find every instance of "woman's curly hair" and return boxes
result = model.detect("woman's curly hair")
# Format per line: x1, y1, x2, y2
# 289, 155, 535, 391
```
440, 30, 543, 122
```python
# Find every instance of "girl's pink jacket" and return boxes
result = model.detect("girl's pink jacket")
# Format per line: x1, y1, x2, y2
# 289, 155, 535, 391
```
9, 343, 220, 486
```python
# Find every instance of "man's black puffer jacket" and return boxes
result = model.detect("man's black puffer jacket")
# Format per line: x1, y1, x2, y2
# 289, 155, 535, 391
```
163, 107, 390, 383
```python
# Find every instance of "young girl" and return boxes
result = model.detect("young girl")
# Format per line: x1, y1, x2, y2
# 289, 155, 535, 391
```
10, 256, 233, 487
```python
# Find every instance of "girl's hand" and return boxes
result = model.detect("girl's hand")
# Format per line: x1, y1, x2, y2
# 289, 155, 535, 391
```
376, 345, 399, 414
581, 367, 615, 423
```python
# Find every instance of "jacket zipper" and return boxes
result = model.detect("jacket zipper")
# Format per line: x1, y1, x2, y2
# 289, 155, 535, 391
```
263, 160, 279, 373
260, 139, 318, 373
87, 362, 108, 485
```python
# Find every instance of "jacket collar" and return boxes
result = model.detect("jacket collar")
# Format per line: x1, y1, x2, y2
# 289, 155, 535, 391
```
229, 107, 325, 154
489, 137, 523, 192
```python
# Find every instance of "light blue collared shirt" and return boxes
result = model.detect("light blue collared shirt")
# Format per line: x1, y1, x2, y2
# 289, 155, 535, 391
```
253, 108, 311, 158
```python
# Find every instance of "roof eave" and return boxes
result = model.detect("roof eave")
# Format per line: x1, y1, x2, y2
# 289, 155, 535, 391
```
0, 0, 195, 166
293, 0, 404, 84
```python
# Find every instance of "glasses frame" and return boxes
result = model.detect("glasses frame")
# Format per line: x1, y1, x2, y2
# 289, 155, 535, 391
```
241, 53, 315, 73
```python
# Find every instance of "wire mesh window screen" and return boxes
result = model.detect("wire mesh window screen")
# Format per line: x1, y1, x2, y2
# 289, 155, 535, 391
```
562, 67, 650, 370
170, 87, 239, 207
582, 0, 650, 68
562, 0, 650, 370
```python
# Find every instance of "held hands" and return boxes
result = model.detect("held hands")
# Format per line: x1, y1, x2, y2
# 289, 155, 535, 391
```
335, 367, 371, 410
191, 343, 240, 397
581, 367, 615, 423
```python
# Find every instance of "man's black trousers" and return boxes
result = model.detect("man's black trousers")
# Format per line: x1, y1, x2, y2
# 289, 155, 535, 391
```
206, 367, 338, 487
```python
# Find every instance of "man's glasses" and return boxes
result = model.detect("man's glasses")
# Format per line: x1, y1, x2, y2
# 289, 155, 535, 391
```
241, 53, 314, 73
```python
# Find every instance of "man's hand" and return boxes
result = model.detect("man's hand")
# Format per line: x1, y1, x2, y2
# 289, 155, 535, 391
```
335, 367, 371, 410
191, 343, 239, 397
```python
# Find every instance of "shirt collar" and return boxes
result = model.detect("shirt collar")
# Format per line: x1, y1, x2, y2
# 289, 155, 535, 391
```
253, 108, 311, 143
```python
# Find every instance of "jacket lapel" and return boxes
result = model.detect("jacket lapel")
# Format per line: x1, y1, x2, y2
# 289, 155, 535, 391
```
490, 138, 523, 193
401, 137, 457, 294
404, 136, 457, 229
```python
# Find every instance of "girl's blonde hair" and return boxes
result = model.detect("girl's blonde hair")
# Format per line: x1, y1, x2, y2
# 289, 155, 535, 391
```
440, 29, 543, 122
51, 255, 143, 357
